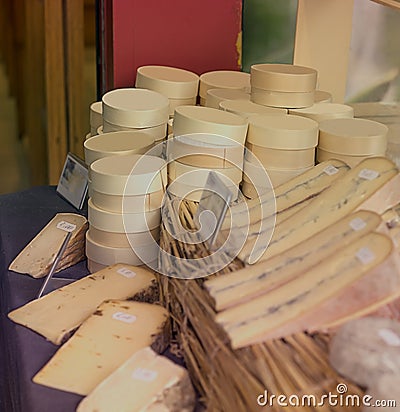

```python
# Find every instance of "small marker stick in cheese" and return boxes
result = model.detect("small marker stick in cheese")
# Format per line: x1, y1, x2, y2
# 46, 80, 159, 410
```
8, 264, 158, 345
205, 210, 384, 311
217, 232, 393, 349
77, 347, 195, 412
33, 300, 170, 395
9, 213, 88, 278
240, 157, 399, 264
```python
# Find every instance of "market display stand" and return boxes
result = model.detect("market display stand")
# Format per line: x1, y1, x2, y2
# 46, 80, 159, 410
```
0, 186, 88, 412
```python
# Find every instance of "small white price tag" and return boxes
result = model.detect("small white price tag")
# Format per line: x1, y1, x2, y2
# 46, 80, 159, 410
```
132, 368, 158, 382
358, 169, 379, 181
356, 247, 375, 265
378, 329, 400, 347
349, 217, 366, 232
56, 221, 77, 232
117, 267, 136, 279
324, 165, 339, 176
112, 312, 137, 324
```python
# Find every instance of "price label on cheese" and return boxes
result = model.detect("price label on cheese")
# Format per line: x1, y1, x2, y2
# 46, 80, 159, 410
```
358, 169, 379, 181
356, 247, 375, 265
56, 221, 77, 232
324, 165, 339, 176
117, 267, 136, 279
349, 217, 366, 232
132, 368, 158, 382
378, 329, 400, 347
112, 312, 137, 324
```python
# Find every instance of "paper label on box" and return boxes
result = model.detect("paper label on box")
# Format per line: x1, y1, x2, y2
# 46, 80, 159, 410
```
56, 221, 77, 232
378, 329, 400, 347
355, 247, 375, 265
112, 312, 137, 324
359, 169, 379, 180
132, 368, 158, 382
324, 165, 339, 176
117, 267, 136, 279
349, 217, 366, 232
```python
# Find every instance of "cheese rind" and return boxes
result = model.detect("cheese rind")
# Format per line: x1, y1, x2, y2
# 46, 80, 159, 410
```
8, 264, 158, 344
77, 347, 195, 412
8, 213, 88, 278
33, 300, 170, 395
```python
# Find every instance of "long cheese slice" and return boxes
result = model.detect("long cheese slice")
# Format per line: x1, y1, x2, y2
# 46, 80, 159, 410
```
206, 210, 384, 311
222, 159, 350, 232
217, 232, 393, 349
8, 264, 158, 345
240, 157, 399, 264
33, 300, 169, 395
77, 347, 195, 412
251, 244, 400, 341
9, 213, 88, 278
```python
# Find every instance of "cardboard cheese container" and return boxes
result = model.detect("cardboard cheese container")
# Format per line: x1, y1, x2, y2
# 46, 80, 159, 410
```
199, 70, 251, 99
250, 63, 317, 93
84, 131, 154, 166
135, 65, 199, 99
220, 99, 287, 118
251, 88, 315, 109
318, 118, 388, 155
168, 96, 197, 116
102, 88, 169, 128
89, 154, 167, 196
314, 90, 333, 103
205, 88, 250, 109
173, 105, 248, 144
90, 189, 164, 213
247, 114, 319, 150
266, 165, 314, 188
289, 102, 354, 123
88, 199, 161, 233
316, 149, 381, 168
102, 119, 167, 140
90, 101, 103, 136
167, 133, 244, 169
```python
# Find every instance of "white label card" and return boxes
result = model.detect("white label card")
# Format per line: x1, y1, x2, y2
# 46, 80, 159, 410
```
132, 368, 158, 382
356, 247, 375, 265
117, 267, 136, 279
358, 169, 379, 181
324, 165, 339, 176
349, 217, 366, 232
378, 329, 400, 347
112, 312, 137, 324
56, 221, 77, 232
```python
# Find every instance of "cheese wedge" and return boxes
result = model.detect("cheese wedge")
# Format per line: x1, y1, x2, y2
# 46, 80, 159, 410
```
33, 300, 169, 395
206, 210, 384, 311
240, 157, 399, 264
251, 244, 400, 341
8, 264, 158, 345
217, 232, 393, 349
222, 159, 350, 232
9, 213, 88, 278
77, 347, 195, 412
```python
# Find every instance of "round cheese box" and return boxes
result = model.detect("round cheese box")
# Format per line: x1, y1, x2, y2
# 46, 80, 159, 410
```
289, 103, 354, 123
102, 119, 167, 140
205, 88, 250, 109
251, 88, 315, 109
199, 70, 251, 99
90, 101, 103, 136
220, 99, 287, 118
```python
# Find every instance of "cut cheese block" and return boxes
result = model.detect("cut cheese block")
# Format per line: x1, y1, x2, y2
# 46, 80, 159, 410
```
363, 374, 400, 411
135, 65, 199, 99
206, 210, 384, 311
329, 317, 400, 388
265, 165, 314, 187
239, 157, 400, 264
250, 64, 317, 93
222, 159, 350, 232
77, 347, 195, 412
206, 88, 250, 109
102, 88, 169, 128
198, 70, 251, 99
217, 232, 393, 348
219, 99, 287, 118
8, 264, 158, 345
173, 105, 248, 145
33, 300, 170, 395
9, 213, 88, 278
84, 131, 154, 165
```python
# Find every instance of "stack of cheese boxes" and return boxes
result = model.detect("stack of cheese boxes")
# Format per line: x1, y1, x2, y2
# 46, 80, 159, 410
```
84, 90, 170, 273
